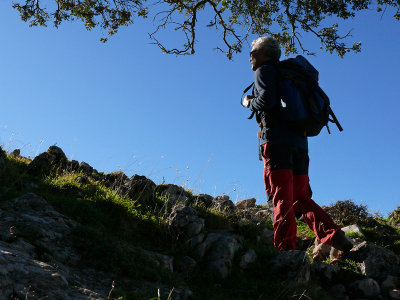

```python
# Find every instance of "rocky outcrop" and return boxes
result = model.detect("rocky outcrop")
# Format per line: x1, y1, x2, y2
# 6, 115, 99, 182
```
168, 206, 205, 238
125, 174, 156, 205
271, 250, 311, 285
156, 184, 193, 207
211, 195, 235, 212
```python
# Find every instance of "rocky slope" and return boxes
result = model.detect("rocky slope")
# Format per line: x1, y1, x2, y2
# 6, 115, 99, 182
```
0, 145, 399, 299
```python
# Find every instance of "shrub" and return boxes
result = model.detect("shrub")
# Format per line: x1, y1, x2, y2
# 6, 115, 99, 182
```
323, 200, 370, 226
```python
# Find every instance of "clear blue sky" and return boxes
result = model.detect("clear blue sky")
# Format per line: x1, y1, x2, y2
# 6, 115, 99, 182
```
1, 2, 399, 216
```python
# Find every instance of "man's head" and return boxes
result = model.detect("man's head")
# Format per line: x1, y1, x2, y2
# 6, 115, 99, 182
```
249, 36, 281, 71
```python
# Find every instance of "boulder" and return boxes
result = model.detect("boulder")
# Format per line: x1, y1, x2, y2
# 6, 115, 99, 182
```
270, 250, 311, 285
103, 171, 129, 189
28, 146, 69, 175
11, 149, 21, 157
194, 194, 213, 208
311, 262, 341, 281
125, 175, 156, 205
156, 184, 193, 206
239, 248, 258, 269
79, 161, 94, 176
142, 250, 174, 272
350, 242, 400, 280
235, 198, 256, 209
327, 284, 349, 300
174, 256, 197, 276
0, 146, 6, 178
194, 233, 243, 279
342, 224, 365, 238
211, 195, 235, 212
313, 239, 332, 262
349, 278, 381, 298
28, 152, 52, 175
168, 206, 205, 238
381, 275, 400, 298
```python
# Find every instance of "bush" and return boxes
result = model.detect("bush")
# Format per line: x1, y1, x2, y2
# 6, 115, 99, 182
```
388, 206, 400, 227
323, 200, 370, 226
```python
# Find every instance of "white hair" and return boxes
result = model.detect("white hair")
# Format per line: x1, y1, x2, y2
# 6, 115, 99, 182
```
251, 36, 281, 61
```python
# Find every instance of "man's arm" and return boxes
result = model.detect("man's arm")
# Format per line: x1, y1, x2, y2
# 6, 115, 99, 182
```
248, 65, 278, 112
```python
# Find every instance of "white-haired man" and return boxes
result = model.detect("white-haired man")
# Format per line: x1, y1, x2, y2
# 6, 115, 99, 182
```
243, 36, 352, 252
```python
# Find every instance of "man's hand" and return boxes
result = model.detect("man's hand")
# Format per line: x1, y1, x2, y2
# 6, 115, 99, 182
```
243, 95, 254, 107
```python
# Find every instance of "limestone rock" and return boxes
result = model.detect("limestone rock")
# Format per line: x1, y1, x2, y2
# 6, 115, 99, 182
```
211, 195, 235, 212
103, 171, 129, 189
194, 194, 213, 208
235, 198, 256, 209
174, 256, 197, 275
125, 174, 156, 205
350, 242, 400, 280
239, 248, 257, 269
143, 250, 174, 272
11, 148, 21, 157
327, 284, 349, 300
0, 146, 6, 178
311, 262, 341, 281
79, 161, 94, 176
382, 275, 400, 298
156, 184, 193, 206
350, 278, 381, 298
169, 206, 205, 238
342, 224, 365, 237
270, 250, 311, 285
313, 239, 332, 262
194, 233, 243, 279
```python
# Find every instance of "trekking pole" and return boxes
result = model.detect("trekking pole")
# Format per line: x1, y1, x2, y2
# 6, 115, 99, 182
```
328, 107, 343, 132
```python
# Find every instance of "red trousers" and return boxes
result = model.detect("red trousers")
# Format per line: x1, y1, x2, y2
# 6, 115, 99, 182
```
262, 143, 342, 251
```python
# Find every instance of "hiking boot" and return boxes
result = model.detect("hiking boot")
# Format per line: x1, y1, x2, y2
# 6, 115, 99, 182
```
332, 232, 354, 253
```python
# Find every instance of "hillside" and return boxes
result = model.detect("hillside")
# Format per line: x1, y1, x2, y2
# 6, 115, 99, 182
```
0, 145, 399, 299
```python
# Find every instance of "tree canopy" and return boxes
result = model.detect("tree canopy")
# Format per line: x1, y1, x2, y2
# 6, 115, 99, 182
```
12, 0, 400, 58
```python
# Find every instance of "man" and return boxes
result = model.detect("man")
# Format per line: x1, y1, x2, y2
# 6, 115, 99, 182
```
243, 36, 353, 252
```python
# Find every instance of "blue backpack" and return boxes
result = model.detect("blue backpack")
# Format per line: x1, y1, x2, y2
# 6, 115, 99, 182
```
242, 55, 343, 136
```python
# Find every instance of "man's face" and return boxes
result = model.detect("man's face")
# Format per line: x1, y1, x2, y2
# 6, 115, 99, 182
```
249, 48, 269, 71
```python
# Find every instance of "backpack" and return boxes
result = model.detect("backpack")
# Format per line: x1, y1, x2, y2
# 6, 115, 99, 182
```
242, 55, 343, 136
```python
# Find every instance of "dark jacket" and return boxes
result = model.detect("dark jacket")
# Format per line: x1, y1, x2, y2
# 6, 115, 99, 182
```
249, 59, 308, 150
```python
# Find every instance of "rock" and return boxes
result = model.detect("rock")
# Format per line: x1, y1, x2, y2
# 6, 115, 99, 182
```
103, 171, 129, 189
239, 248, 257, 269
124, 174, 156, 205
207, 259, 232, 279
28, 152, 52, 175
350, 278, 381, 298
211, 195, 235, 212
311, 262, 341, 281
28, 146, 69, 175
382, 276, 400, 298
194, 194, 213, 208
11, 149, 21, 157
0, 193, 78, 264
342, 224, 365, 237
169, 206, 205, 238
194, 233, 243, 278
187, 233, 205, 248
270, 250, 311, 285
69, 159, 80, 171
75, 176, 91, 185
0, 146, 6, 178
174, 256, 197, 275
327, 284, 349, 300
255, 209, 271, 220
313, 239, 332, 262
47, 145, 68, 170
156, 184, 193, 206
79, 161, 94, 176
235, 198, 256, 209
142, 250, 174, 272
389, 289, 400, 300
350, 242, 400, 280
